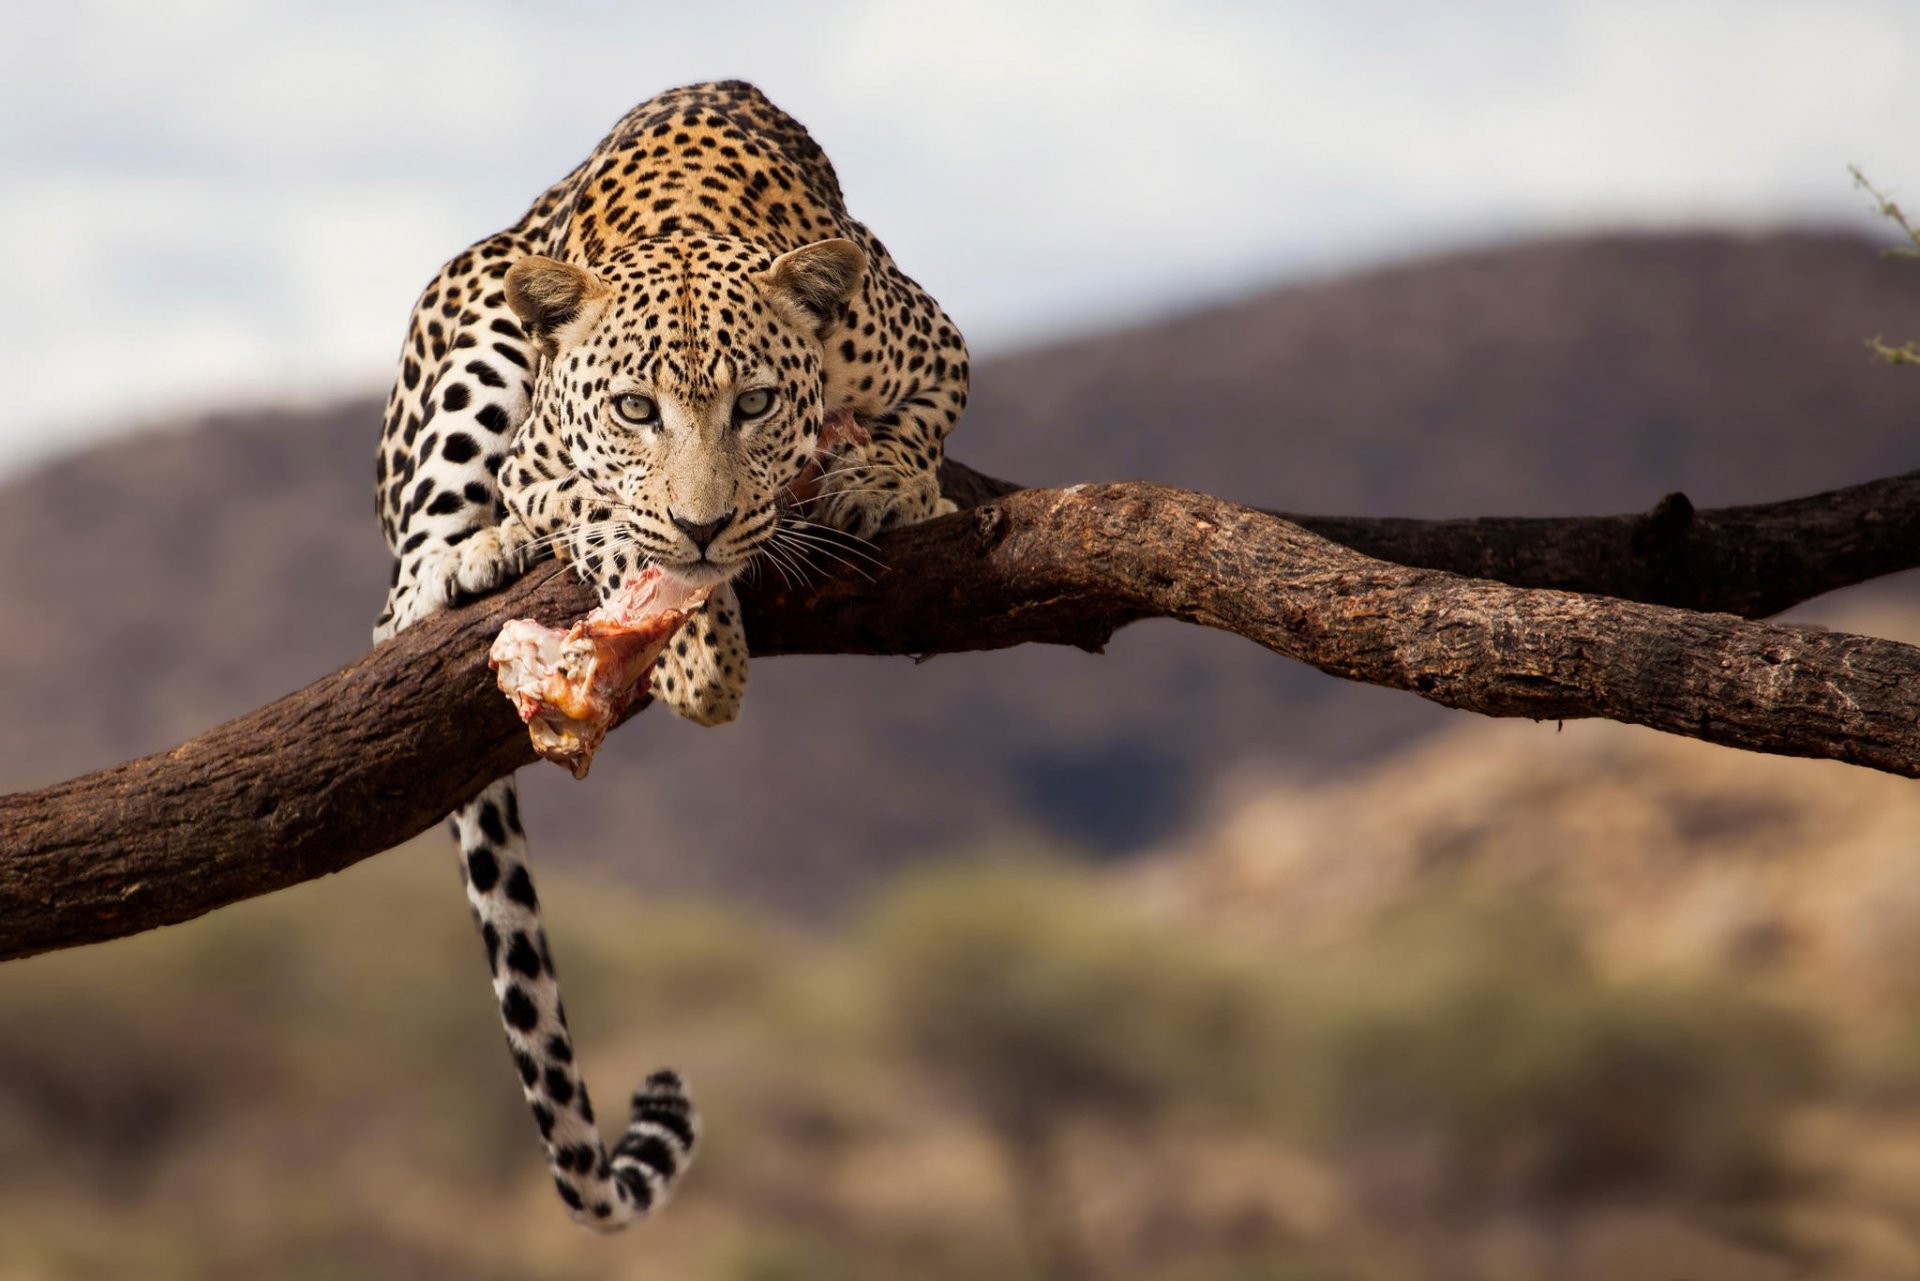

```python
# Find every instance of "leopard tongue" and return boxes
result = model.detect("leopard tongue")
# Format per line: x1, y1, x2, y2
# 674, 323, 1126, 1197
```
489, 569, 711, 779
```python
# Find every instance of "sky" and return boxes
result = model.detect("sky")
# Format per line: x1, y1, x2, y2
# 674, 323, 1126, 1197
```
0, 0, 1914, 474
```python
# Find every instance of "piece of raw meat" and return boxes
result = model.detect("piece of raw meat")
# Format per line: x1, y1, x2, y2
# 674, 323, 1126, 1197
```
782, 407, 870, 507
489, 569, 710, 778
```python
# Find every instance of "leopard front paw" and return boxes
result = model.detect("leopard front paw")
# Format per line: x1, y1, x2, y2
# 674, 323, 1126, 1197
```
375, 523, 534, 642
410, 524, 534, 620
650, 586, 748, 727
434, 523, 533, 602
815, 468, 948, 540
654, 665, 745, 727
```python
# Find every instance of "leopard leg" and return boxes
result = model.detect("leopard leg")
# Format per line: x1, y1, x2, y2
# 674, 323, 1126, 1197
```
648, 582, 749, 727
805, 398, 958, 541
374, 231, 544, 642
375, 514, 538, 643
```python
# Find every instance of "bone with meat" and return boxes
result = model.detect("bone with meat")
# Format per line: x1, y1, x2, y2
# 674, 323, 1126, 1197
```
489, 568, 710, 779
781, 406, 870, 507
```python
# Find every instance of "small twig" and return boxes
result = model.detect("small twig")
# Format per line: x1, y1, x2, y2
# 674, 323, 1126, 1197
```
1852, 166, 1920, 365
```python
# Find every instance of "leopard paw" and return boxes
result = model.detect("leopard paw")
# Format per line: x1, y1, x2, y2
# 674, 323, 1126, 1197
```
375, 523, 533, 642
650, 585, 748, 727
814, 468, 947, 540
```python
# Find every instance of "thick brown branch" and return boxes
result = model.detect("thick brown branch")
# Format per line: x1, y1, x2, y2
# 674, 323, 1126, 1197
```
5, 469, 1920, 963
945, 461, 1920, 618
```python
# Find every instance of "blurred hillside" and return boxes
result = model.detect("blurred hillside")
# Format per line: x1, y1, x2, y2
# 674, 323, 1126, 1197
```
3, 229, 1918, 909
1142, 600, 1920, 1024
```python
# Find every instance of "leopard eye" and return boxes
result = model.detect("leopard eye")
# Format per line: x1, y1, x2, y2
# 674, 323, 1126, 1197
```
612, 393, 659, 426
734, 388, 775, 422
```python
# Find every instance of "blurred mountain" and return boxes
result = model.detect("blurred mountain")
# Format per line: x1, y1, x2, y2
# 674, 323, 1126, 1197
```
3, 229, 1918, 911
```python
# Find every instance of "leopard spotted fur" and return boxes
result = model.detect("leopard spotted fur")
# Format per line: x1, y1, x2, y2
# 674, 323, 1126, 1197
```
372, 80, 968, 1230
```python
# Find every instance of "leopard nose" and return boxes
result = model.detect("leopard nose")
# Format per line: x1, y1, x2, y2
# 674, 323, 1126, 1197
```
670, 508, 736, 553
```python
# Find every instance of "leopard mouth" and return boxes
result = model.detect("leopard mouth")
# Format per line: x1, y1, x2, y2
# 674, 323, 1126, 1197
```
654, 556, 747, 589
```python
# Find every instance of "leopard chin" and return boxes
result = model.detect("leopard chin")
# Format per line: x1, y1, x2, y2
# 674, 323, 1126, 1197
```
654, 556, 749, 591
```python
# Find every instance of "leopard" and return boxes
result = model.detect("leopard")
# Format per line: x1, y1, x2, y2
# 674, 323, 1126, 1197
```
370, 81, 969, 1231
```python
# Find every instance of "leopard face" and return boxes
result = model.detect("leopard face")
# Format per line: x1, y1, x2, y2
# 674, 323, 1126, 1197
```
505, 234, 865, 588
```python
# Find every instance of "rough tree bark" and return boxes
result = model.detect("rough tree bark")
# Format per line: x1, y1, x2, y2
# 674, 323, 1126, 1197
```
4, 463, 1920, 963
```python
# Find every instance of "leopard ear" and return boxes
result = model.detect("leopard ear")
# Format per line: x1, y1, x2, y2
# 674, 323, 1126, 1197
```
760, 238, 866, 338
505, 256, 609, 356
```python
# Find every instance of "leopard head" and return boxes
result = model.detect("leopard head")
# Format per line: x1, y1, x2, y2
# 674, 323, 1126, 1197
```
505, 234, 864, 587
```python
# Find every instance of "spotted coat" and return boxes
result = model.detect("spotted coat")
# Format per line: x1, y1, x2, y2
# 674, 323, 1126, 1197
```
371, 81, 969, 1230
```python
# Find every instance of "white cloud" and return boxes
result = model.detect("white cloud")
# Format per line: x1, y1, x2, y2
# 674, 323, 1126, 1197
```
0, 0, 1912, 472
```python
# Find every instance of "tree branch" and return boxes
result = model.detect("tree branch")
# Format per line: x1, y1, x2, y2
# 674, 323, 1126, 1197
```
6, 465, 1920, 963
946, 462, 1920, 619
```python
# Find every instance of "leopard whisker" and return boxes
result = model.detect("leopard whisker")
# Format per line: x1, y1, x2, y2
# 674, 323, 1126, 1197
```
754, 535, 810, 590
781, 514, 886, 561
776, 532, 885, 577
769, 525, 877, 582
519, 518, 635, 556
